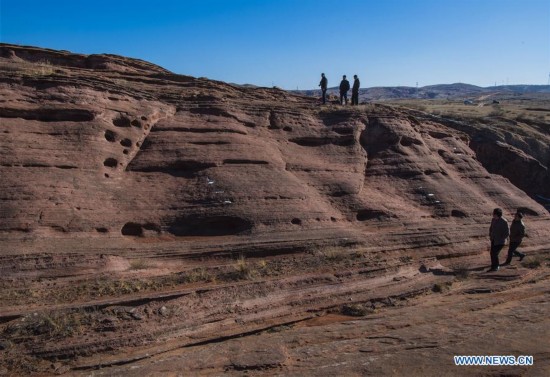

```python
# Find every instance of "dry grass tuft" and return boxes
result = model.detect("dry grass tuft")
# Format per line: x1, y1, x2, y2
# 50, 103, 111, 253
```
129, 259, 151, 270
521, 255, 543, 269
432, 281, 453, 293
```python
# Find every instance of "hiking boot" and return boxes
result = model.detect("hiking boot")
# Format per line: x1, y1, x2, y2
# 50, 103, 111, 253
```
519, 254, 526, 261
501, 261, 511, 266
488, 267, 499, 272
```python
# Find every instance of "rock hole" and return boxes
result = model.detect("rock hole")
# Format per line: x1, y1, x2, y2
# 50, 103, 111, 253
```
330, 217, 337, 222
357, 209, 390, 221
400, 136, 422, 147
332, 126, 354, 135
142, 223, 161, 236
113, 115, 131, 127
167, 216, 252, 237
0, 108, 94, 122
127, 160, 217, 178
121, 222, 143, 237
516, 207, 539, 216
96, 227, 109, 233
451, 210, 468, 218
120, 138, 132, 147
290, 136, 353, 147
123, 149, 129, 155
428, 131, 450, 139
291, 218, 302, 225
104, 173, 110, 178
131, 119, 142, 128
283, 126, 293, 132
103, 158, 118, 168
104, 130, 116, 142
141, 116, 147, 120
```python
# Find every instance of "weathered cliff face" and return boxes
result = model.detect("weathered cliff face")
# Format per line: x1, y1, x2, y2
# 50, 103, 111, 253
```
1, 44, 549, 375
415, 113, 550, 200
1, 44, 547, 242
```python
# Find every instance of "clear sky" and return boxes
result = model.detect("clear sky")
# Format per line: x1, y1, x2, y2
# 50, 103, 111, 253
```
1, 0, 549, 89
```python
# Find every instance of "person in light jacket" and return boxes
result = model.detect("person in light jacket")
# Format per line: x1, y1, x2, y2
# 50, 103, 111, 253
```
502, 210, 526, 265
488, 207, 509, 271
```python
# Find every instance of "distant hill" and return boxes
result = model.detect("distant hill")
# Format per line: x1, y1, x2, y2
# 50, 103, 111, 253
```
293, 83, 550, 101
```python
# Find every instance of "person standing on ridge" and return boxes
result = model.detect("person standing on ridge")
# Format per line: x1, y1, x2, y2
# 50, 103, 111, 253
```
488, 207, 510, 272
319, 73, 328, 104
502, 210, 526, 265
339, 75, 350, 105
351, 74, 360, 105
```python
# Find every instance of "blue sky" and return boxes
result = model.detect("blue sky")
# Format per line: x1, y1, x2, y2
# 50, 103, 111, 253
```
1, 0, 549, 89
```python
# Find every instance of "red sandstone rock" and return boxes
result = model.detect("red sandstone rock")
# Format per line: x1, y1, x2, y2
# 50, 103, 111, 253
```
0, 44, 549, 376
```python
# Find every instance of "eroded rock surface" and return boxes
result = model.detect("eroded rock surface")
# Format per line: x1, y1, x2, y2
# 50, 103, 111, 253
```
0, 44, 549, 376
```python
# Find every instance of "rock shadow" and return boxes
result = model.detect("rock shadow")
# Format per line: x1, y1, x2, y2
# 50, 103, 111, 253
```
167, 215, 253, 237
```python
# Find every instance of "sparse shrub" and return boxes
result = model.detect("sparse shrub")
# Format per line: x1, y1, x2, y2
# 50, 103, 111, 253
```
413, 104, 427, 112
21, 59, 55, 76
1, 348, 39, 375
267, 324, 293, 333
184, 267, 212, 283
319, 246, 346, 261
521, 256, 542, 269
233, 254, 256, 280
129, 259, 150, 270
450, 261, 470, 280
489, 108, 504, 117
113, 78, 131, 88
515, 112, 528, 122
342, 303, 373, 317
432, 281, 452, 293
3, 310, 93, 340
352, 249, 365, 259
454, 267, 470, 280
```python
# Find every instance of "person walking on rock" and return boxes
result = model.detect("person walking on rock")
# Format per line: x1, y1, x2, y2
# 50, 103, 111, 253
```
488, 207, 509, 272
351, 74, 360, 105
319, 73, 328, 104
502, 210, 526, 265
339, 75, 350, 105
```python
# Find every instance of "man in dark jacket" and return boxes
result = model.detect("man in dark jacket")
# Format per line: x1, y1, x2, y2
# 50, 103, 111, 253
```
339, 75, 350, 105
488, 207, 510, 271
351, 75, 360, 105
502, 210, 526, 265
319, 73, 328, 104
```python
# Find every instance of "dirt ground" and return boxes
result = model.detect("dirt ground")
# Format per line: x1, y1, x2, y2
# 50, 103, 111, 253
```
1, 237, 548, 376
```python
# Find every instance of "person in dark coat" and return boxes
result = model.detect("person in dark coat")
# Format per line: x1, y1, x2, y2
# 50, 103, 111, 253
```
339, 75, 350, 105
488, 207, 509, 271
351, 75, 360, 105
502, 211, 526, 265
319, 73, 328, 104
